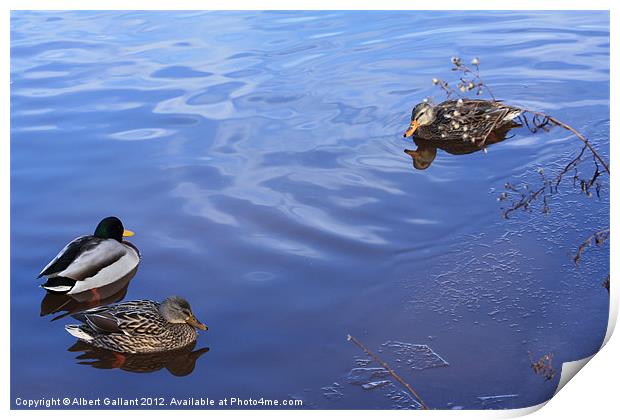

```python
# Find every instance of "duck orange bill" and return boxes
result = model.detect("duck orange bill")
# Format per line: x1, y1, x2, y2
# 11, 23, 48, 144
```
122, 229, 135, 237
187, 315, 208, 331
403, 120, 419, 138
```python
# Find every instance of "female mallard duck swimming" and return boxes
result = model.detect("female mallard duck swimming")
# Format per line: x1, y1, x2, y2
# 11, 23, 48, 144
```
38, 216, 140, 295
403, 99, 522, 143
404, 120, 521, 170
65, 296, 208, 354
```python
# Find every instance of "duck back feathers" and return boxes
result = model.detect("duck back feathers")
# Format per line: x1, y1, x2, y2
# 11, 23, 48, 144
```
417, 99, 522, 142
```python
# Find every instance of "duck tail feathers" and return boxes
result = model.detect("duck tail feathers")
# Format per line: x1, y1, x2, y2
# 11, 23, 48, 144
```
41, 276, 76, 293
65, 325, 94, 342
504, 109, 523, 121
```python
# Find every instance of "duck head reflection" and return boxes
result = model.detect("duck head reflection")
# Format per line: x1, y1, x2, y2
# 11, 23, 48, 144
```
67, 341, 209, 376
404, 121, 521, 171
40, 267, 137, 320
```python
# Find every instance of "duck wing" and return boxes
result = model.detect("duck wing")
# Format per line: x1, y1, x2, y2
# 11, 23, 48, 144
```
440, 100, 520, 121
39, 237, 135, 282
38, 236, 95, 278
431, 100, 521, 142
73, 300, 167, 336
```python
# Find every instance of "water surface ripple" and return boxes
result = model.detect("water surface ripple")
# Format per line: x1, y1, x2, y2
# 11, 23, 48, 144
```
11, 11, 609, 409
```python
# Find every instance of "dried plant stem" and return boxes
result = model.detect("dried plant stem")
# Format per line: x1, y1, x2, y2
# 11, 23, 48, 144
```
502, 184, 546, 219
463, 64, 496, 101
501, 144, 591, 218
574, 228, 610, 266
347, 334, 429, 410
525, 109, 610, 175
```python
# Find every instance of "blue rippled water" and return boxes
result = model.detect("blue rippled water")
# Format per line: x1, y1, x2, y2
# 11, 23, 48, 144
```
11, 11, 609, 409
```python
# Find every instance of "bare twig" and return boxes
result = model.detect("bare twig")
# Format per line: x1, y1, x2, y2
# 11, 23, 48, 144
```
517, 112, 553, 133
524, 109, 610, 175
347, 334, 429, 410
528, 352, 555, 381
603, 275, 610, 294
500, 144, 591, 218
501, 183, 547, 219
574, 228, 610, 266
461, 62, 496, 101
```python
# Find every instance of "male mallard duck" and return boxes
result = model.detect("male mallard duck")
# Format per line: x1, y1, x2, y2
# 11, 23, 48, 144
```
65, 296, 208, 354
38, 216, 140, 294
403, 99, 522, 143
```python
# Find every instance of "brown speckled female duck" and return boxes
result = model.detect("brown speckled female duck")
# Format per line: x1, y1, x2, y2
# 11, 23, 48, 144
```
65, 296, 207, 354
404, 99, 522, 143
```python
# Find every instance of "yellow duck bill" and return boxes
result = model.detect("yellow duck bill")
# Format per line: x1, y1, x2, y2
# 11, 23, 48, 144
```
403, 120, 420, 138
187, 315, 208, 331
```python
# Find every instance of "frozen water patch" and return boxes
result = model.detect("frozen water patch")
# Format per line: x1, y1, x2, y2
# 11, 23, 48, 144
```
321, 382, 344, 401
346, 367, 389, 386
330, 342, 449, 409
385, 386, 423, 409
312, 342, 447, 408
344, 367, 422, 408
477, 394, 519, 408
345, 342, 449, 393
381, 341, 450, 370
362, 380, 391, 390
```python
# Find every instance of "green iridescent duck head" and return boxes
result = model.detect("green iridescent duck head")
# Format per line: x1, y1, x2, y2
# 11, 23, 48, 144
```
94, 216, 135, 242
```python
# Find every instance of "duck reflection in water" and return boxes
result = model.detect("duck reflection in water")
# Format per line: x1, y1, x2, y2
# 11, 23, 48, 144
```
67, 341, 209, 376
40, 267, 137, 320
404, 121, 521, 170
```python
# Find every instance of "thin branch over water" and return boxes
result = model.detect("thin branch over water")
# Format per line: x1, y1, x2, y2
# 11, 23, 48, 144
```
347, 334, 429, 410
574, 228, 610, 266
524, 110, 610, 174
528, 352, 555, 381
499, 144, 598, 219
